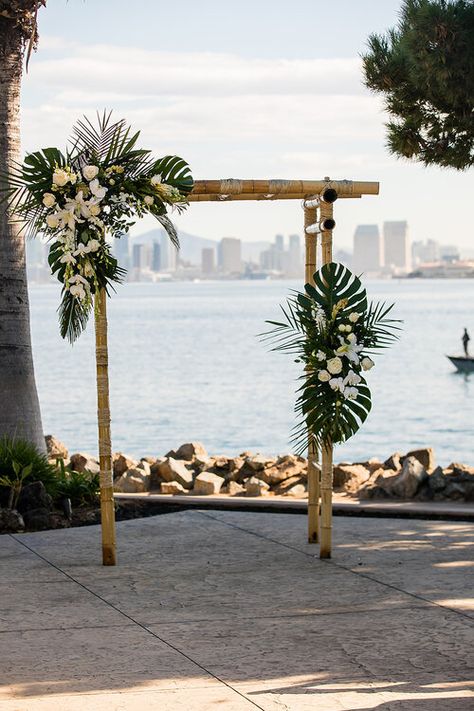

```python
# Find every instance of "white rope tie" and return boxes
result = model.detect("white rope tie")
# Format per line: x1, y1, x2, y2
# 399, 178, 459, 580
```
304, 196, 320, 208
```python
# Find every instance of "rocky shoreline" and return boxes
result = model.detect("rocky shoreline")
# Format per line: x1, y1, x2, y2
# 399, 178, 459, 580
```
47, 437, 474, 503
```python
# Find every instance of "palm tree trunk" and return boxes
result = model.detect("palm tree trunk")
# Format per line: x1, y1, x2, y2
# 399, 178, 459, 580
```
0, 20, 44, 451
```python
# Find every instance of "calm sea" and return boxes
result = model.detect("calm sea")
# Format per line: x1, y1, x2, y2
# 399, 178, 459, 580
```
29, 279, 474, 467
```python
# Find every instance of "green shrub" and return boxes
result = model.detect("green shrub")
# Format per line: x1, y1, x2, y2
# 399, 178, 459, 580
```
54, 459, 100, 507
0, 436, 59, 501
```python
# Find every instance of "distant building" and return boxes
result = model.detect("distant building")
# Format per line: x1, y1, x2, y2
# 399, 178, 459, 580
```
159, 234, 177, 272
439, 244, 460, 263
412, 239, 439, 265
132, 243, 144, 269
288, 234, 302, 277
152, 242, 161, 272
219, 237, 242, 273
274, 234, 284, 252
383, 221, 409, 272
113, 232, 130, 269
201, 247, 215, 274
334, 248, 352, 269
352, 225, 382, 274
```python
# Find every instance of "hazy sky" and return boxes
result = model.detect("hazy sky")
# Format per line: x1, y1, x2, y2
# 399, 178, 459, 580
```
22, 0, 472, 250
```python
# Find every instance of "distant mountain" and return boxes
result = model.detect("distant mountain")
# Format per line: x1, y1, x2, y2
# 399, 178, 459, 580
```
131, 229, 270, 265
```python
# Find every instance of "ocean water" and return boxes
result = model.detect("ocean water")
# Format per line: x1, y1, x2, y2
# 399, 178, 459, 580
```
29, 279, 474, 467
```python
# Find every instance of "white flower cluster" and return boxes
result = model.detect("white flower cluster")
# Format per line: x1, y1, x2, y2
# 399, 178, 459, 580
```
316, 310, 375, 402
43, 165, 109, 300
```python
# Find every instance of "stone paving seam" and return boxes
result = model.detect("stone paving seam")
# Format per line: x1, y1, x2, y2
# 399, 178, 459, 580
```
8, 533, 267, 711
195, 511, 474, 624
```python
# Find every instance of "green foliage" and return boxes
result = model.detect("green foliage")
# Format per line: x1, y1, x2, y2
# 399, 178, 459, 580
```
263, 263, 400, 453
0, 461, 33, 510
0, 111, 193, 343
362, 0, 474, 170
54, 459, 99, 507
0, 437, 58, 500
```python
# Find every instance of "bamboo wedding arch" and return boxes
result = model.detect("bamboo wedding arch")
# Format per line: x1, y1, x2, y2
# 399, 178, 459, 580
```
96, 177, 379, 565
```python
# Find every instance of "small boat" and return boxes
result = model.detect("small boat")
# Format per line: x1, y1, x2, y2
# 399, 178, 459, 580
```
446, 355, 474, 373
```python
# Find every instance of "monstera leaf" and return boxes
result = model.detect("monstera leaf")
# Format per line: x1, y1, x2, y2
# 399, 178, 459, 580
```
263, 262, 399, 454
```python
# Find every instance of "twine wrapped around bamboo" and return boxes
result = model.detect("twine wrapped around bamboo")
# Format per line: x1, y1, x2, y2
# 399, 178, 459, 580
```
304, 203, 320, 544
319, 199, 334, 558
188, 179, 378, 202
94, 287, 116, 566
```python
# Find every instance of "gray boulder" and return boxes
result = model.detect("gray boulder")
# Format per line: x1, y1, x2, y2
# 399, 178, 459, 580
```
0, 509, 25, 533
69, 452, 100, 475
193, 472, 223, 495
157, 458, 194, 489
174, 442, 208, 461
17, 481, 53, 514
402, 448, 435, 471
391, 457, 428, 498
160, 481, 186, 495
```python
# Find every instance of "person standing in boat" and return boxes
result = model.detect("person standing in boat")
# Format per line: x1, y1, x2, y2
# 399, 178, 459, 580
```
462, 328, 470, 357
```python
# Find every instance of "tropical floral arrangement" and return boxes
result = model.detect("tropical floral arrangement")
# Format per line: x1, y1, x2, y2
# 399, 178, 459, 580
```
1, 112, 193, 342
264, 262, 400, 453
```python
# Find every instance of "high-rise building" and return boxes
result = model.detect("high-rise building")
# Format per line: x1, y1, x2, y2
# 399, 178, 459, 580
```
352, 225, 382, 274
132, 243, 144, 269
152, 242, 161, 272
201, 247, 215, 274
159, 233, 177, 272
383, 221, 409, 271
113, 232, 130, 270
219, 237, 242, 273
274, 234, 284, 252
288, 233, 302, 277
412, 239, 439, 265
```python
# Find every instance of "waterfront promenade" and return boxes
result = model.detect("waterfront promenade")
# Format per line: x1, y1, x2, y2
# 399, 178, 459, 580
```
1, 510, 473, 710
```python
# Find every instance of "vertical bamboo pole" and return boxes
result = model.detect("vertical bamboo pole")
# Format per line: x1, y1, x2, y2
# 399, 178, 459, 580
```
319, 199, 334, 558
94, 287, 117, 566
304, 203, 320, 543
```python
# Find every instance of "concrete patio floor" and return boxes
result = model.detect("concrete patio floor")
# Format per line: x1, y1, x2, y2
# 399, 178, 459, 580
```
1, 510, 473, 710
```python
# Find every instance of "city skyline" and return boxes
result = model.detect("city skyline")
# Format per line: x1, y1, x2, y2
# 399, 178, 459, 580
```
20, 1, 473, 251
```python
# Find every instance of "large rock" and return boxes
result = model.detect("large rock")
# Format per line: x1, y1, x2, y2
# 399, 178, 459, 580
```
402, 448, 435, 471
273, 475, 305, 496
384, 452, 402, 471
156, 458, 194, 489
226, 481, 245, 496
284, 483, 307, 498
245, 477, 270, 497
0, 509, 25, 532
193, 472, 223, 495
174, 442, 208, 461
245, 454, 274, 472
17, 481, 53, 514
69, 452, 100, 475
114, 467, 150, 493
160, 481, 186, 495
22, 508, 53, 531
45, 435, 68, 460
136, 460, 151, 476
258, 455, 307, 486
392, 457, 428, 498
333, 464, 370, 493
442, 463, 474, 501
427, 466, 447, 494
359, 468, 399, 499
113, 453, 138, 479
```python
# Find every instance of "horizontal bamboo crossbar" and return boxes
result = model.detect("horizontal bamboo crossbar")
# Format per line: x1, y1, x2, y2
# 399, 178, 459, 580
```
188, 179, 379, 202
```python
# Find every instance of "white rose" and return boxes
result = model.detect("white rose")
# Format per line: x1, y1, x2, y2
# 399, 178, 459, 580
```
338, 324, 346, 332
83, 165, 99, 181
46, 214, 60, 229
42, 193, 56, 208
345, 325, 352, 332
87, 239, 100, 252
361, 356, 375, 371
144, 195, 154, 206
326, 357, 343, 375
316, 350, 325, 361
52, 168, 69, 187
150, 174, 162, 186
89, 204, 101, 216
329, 377, 345, 392
349, 312, 360, 323
317, 370, 331, 382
